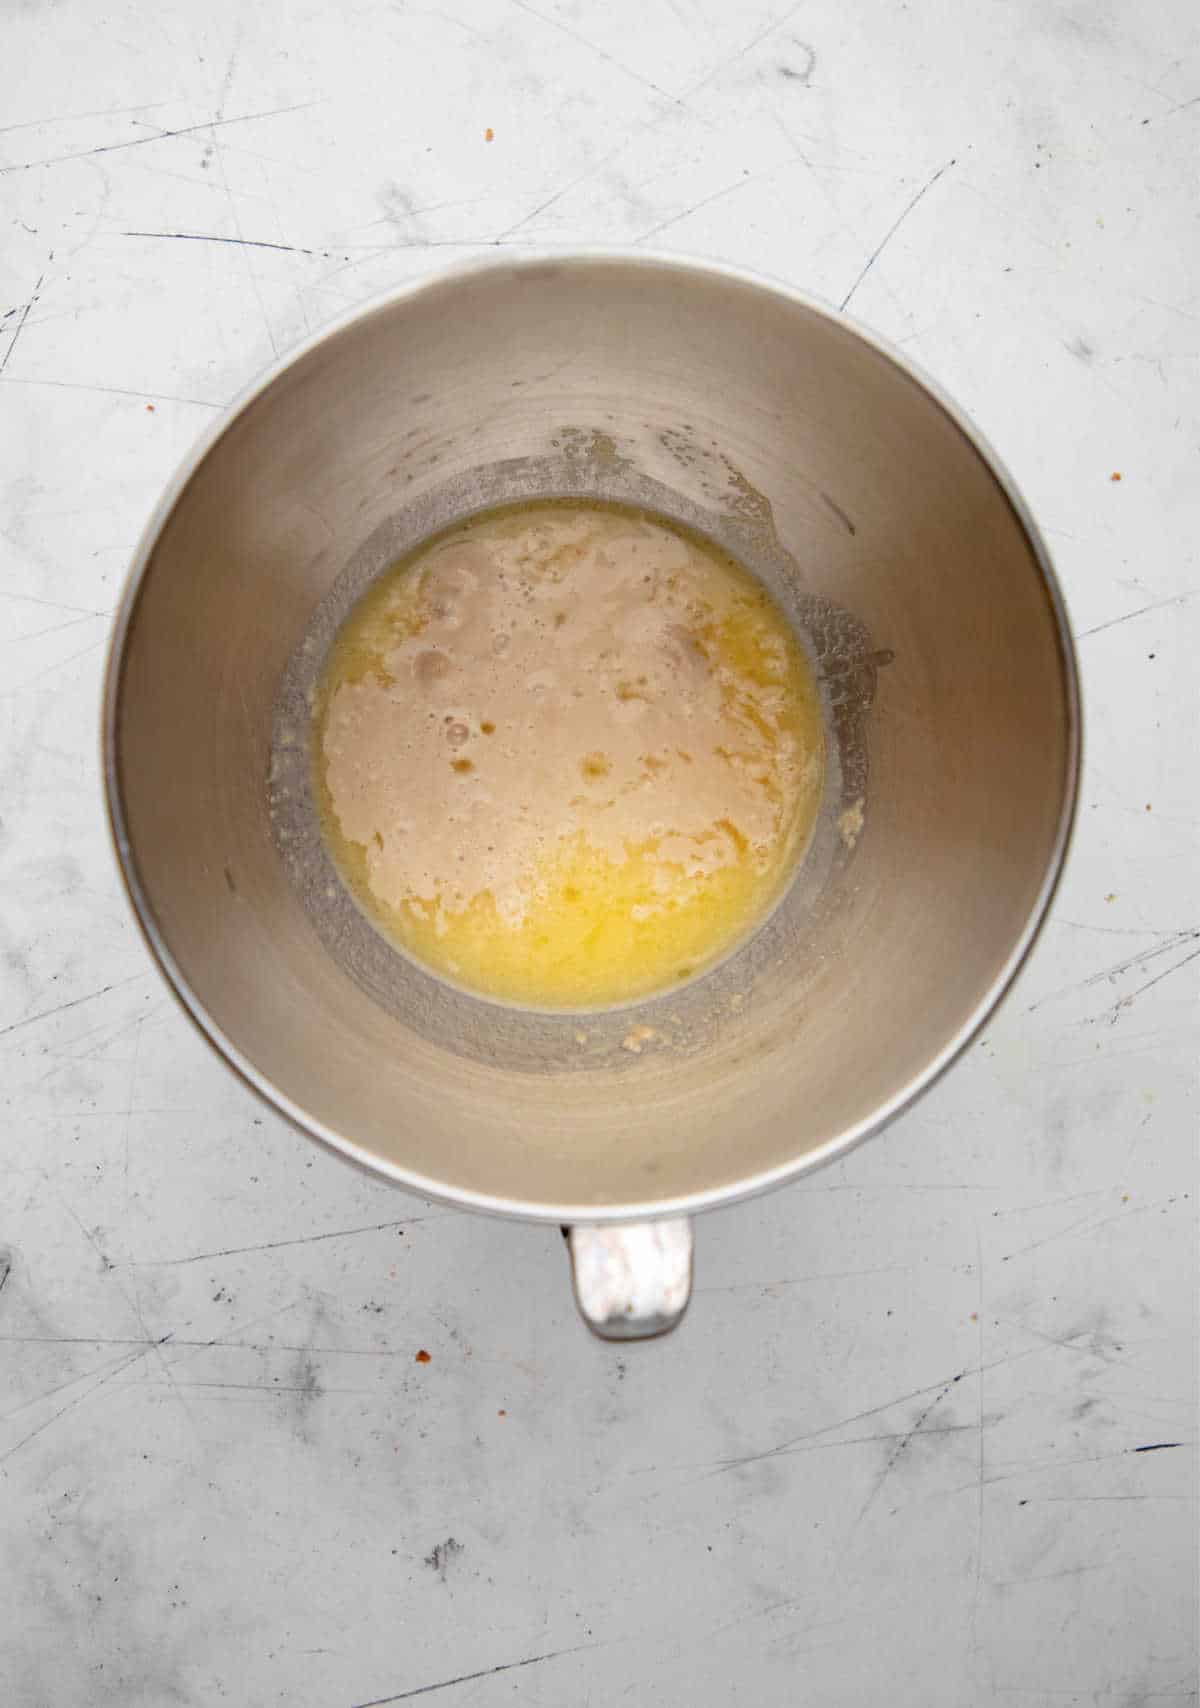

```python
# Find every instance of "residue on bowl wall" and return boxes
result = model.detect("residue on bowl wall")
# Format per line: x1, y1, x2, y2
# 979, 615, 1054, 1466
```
838, 797, 865, 850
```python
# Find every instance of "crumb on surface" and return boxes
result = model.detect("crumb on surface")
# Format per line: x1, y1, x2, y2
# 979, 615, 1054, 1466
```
415, 1348, 431, 1364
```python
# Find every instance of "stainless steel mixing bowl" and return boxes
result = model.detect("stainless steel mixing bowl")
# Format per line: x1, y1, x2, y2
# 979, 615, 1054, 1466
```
103, 254, 1080, 1337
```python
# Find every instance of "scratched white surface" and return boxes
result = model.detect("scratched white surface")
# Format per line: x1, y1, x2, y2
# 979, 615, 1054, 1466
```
1, 2, 1197, 1704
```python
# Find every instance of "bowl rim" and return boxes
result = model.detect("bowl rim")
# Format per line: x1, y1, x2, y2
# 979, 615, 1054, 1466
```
101, 248, 1083, 1226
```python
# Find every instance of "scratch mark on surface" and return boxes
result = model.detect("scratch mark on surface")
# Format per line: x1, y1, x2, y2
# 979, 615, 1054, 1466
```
353, 193, 500, 233
128, 1268, 200, 1433
1075, 590, 1197, 638
208, 55, 280, 356
694, 1262, 906, 1295
2, 611, 103, 646
1025, 927, 1200, 1013
403, 8, 493, 43
0, 636, 106, 696
1053, 918, 1174, 937
716, 2, 806, 80
634, 156, 804, 245
0, 374, 221, 407
1133, 1442, 1183, 1453
0, 589, 107, 616
701, 1598, 849, 1651
989, 1560, 1117, 1587
970, 1222, 986, 1660
124, 1214, 447, 1267
999, 1198, 1165, 1264
1141, 91, 1200, 124
138, 1377, 375, 1397
992, 1188, 1109, 1219
0, 99, 176, 137
1036, 1034, 1193, 1073
56, 1194, 115, 1274
1093, 944, 1200, 1023
700, 1343, 1047, 1483
507, 0, 683, 108
942, 1439, 1192, 1496
493, 151, 624, 241
122, 1016, 145, 1208
121, 153, 282, 203
0, 1342, 151, 1426
792, 1181, 992, 1194
1031, 1493, 1192, 1502
839, 158, 955, 311
39, 998, 167, 1075
0, 974, 150, 1042
121, 229, 314, 254
351, 1640, 598, 1705
0, 1333, 458, 1362
0, 103, 317, 174
57, 1169, 199, 1437
0, 274, 45, 377
649, 1422, 976, 1482
493, 5, 803, 243
855, 1374, 965, 1524
0, 1341, 163, 1468
31, 1001, 153, 1059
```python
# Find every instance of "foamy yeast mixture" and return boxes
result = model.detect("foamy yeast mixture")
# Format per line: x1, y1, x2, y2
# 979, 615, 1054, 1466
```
314, 502, 824, 1007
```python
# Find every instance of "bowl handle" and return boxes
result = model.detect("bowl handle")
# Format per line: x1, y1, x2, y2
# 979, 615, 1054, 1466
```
566, 1218, 693, 1339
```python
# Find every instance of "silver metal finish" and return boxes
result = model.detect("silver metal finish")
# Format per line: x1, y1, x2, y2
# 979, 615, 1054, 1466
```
103, 254, 1080, 1332
568, 1220, 694, 1340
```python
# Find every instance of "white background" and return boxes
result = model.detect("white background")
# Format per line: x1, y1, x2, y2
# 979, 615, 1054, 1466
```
1, 2, 1196, 1704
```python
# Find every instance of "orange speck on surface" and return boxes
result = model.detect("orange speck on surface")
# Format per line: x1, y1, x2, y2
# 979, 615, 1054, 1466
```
415, 1348, 431, 1364
484, 127, 494, 142
497, 1408, 507, 1417
146, 404, 156, 413
1110, 471, 1122, 481
1145, 803, 1152, 812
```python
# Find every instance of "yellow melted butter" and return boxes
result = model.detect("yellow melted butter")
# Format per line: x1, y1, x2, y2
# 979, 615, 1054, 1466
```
314, 501, 824, 1009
